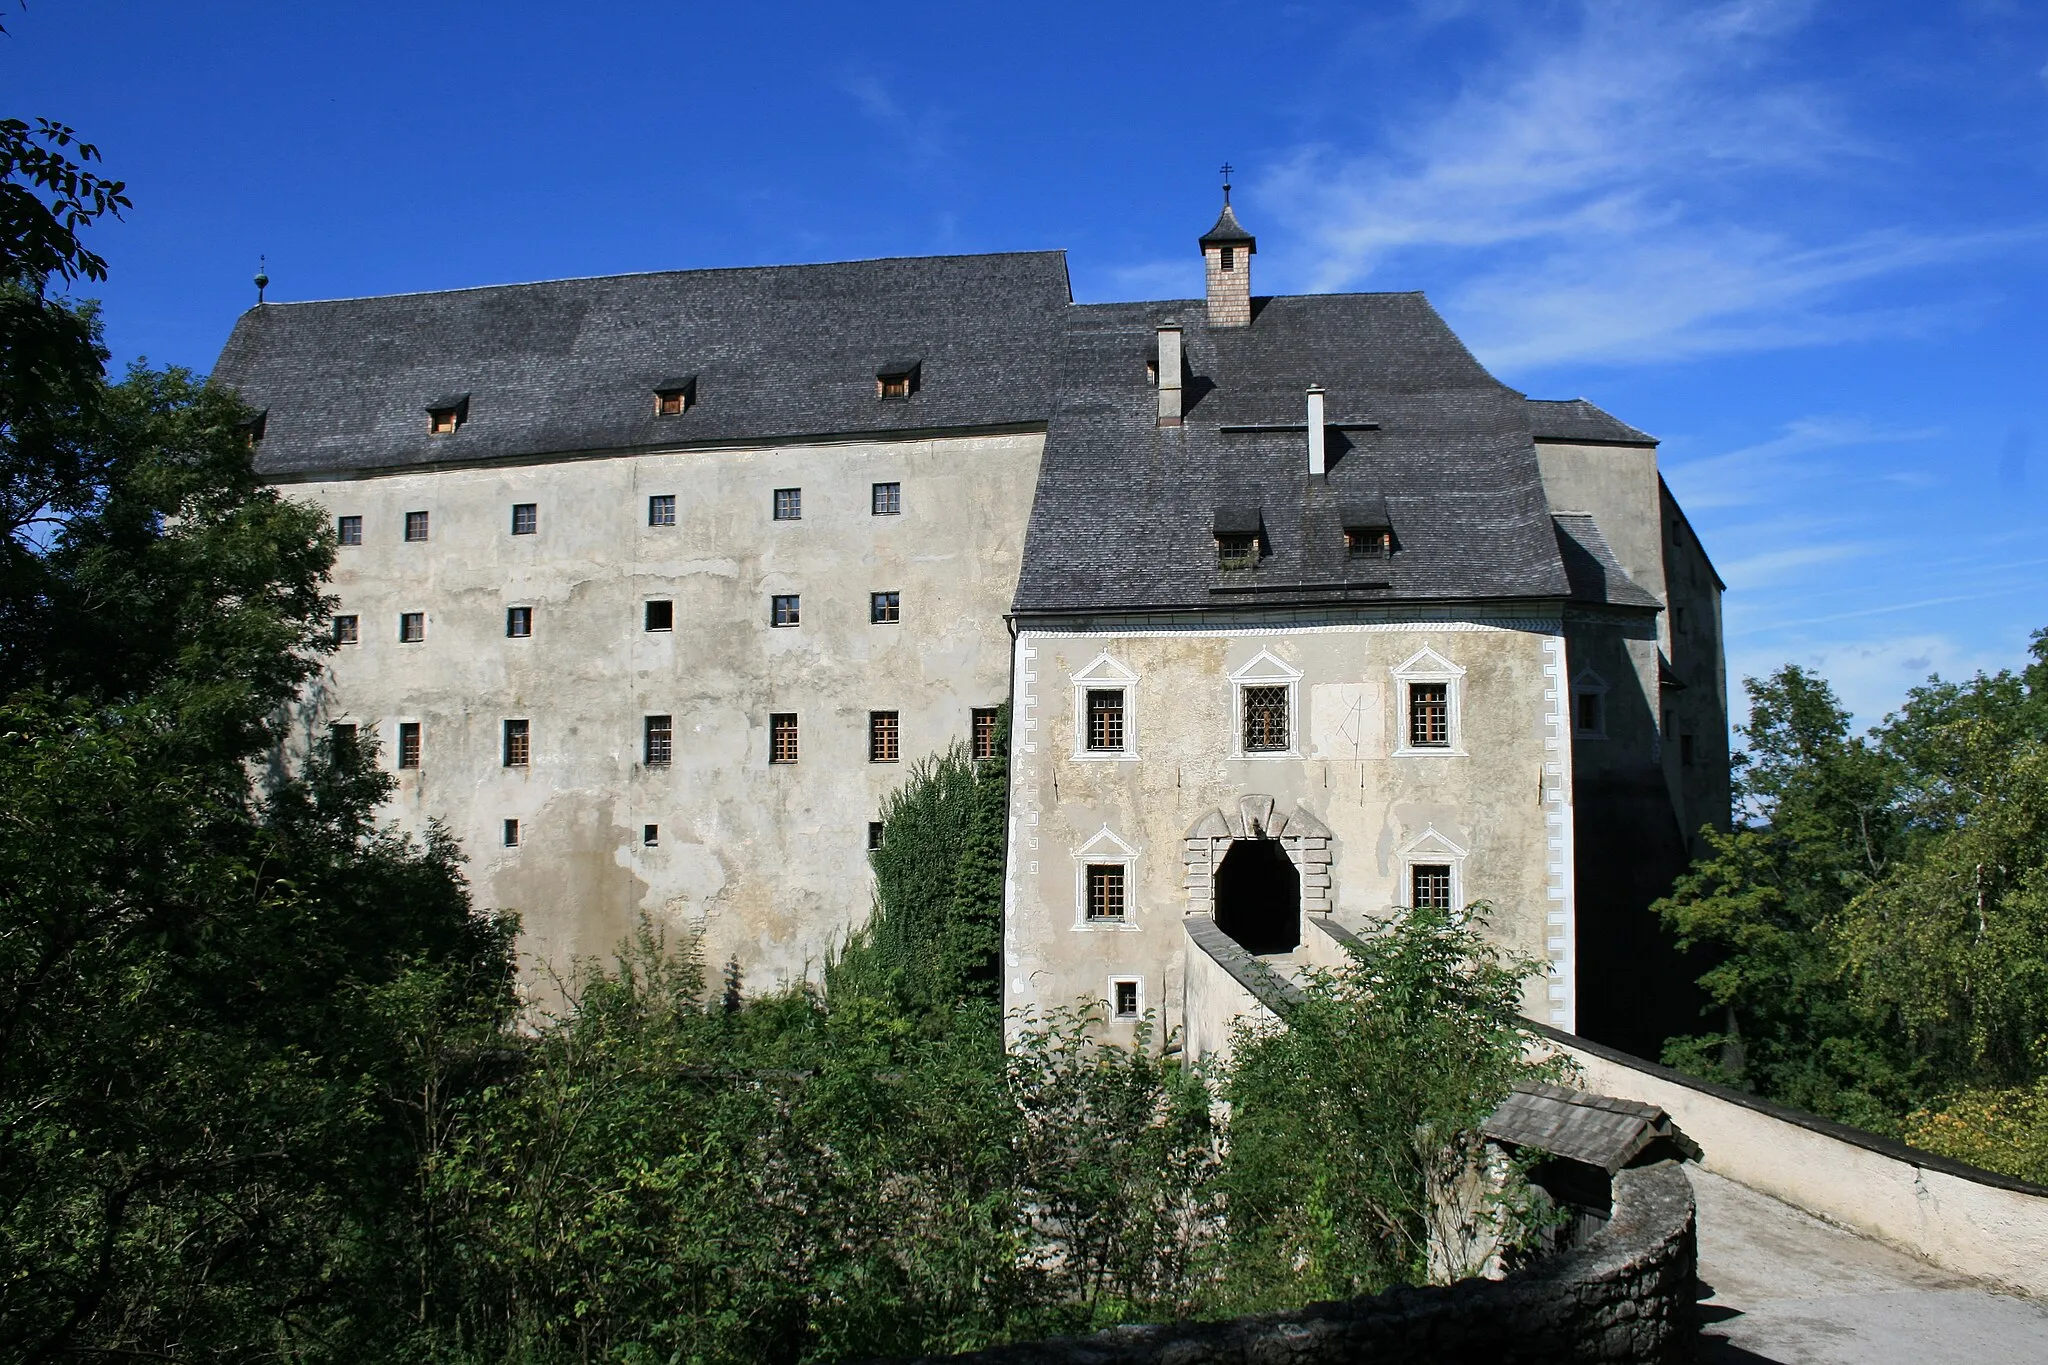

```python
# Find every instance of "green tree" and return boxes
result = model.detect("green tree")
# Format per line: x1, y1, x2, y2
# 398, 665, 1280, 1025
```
0, 118, 516, 1362
827, 709, 1008, 1026
1213, 904, 1557, 1307
1654, 666, 1923, 1128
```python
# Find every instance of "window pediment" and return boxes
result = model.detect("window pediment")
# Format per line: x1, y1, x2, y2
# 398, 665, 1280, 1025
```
1229, 649, 1301, 684
1392, 645, 1464, 679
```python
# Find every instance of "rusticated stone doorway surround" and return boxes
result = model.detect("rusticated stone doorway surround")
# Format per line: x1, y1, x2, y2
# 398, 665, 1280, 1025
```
1181, 795, 1334, 948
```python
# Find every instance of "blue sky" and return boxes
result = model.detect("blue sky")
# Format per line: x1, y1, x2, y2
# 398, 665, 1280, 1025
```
7, 0, 2046, 732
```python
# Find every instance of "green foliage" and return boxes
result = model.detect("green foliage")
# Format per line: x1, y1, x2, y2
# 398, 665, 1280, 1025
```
1, 127, 518, 1362
827, 710, 1008, 1024
1213, 904, 1559, 1307
1658, 635, 2048, 1155
1904, 1081, 2048, 1186
420, 931, 1216, 1363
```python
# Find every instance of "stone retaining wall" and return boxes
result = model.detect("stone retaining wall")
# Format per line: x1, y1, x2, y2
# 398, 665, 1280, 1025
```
873, 1161, 1697, 1365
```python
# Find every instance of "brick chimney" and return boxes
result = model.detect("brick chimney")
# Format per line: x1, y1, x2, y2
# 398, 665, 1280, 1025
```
1200, 193, 1256, 328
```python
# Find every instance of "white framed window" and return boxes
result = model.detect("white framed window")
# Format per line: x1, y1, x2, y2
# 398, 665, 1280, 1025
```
1229, 649, 1302, 759
1072, 826, 1140, 932
1397, 826, 1468, 912
1070, 653, 1139, 761
1573, 667, 1609, 739
1392, 646, 1466, 757
1108, 976, 1143, 1021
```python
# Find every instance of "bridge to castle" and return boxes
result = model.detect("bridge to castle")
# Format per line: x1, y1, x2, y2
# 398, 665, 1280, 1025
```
1182, 913, 2048, 1363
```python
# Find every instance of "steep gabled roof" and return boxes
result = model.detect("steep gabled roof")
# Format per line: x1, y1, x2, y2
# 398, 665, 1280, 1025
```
1011, 294, 1573, 614
1553, 514, 1663, 611
1528, 398, 1657, 446
211, 251, 1073, 478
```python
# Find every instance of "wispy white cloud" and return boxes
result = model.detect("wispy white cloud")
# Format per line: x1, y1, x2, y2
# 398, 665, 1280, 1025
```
839, 72, 949, 168
1662, 415, 1939, 509
1727, 630, 2026, 729
1262, 0, 2039, 369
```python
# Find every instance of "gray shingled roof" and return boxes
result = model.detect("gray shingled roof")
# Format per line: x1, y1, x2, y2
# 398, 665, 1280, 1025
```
1527, 398, 1657, 446
1011, 295, 1574, 614
211, 252, 1072, 478
1553, 514, 1663, 610
1198, 203, 1257, 250
1485, 1082, 1701, 1173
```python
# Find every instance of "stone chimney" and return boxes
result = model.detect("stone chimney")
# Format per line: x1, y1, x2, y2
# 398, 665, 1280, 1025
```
1200, 195, 1256, 328
1156, 325, 1183, 426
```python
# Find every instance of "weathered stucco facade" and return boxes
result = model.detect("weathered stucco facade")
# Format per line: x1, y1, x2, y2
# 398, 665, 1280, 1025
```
1005, 618, 1577, 1034
287, 430, 1037, 988
214, 202, 1728, 1049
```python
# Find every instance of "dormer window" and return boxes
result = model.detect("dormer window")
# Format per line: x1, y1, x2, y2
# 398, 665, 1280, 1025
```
1213, 505, 1263, 570
1341, 500, 1394, 560
426, 395, 469, 435
654, 377, 695, 416
238, 409, 268, 447
876, 361, 920, 400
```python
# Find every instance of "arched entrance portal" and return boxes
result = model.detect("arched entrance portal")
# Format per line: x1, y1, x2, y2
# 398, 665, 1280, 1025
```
1213, 838, 1301, 955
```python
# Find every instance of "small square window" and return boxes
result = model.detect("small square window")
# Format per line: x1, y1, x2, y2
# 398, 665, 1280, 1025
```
872, 482, 902, 515
503, 818, 520, 847
771, 594, 800, 628
397, 722, 422, 770
867, 820, 885, 851
399, 612, 425, 644
971, 707, 1000, 760
643, 823, 660, 847
1345, 527, 1391, 558
332, 614, 359, 646
644, 714, 673, 767
1409, 683, 1449, 748
645, 600, 674, 632
1112, 978, 1140, 1020
511, 503, 538, 536
329, 722, 358, 749
1086, 865, 1126, 922
507, 606, 532, 638
428, 406, 462, 435
870, 591, 899, 624
405, 511, 430, 542
648, 494, 677, 526
654, 380, 693, 417
769, 713, 799, 765
1242, 685, 1289, 753
869, 711, 900, 763
1086, 689, 1125, 752
773, 488, 801, 520
876, 363, 919, 400
1411, 864, 1453, 910
503, 719, 530, 768
337, 515, 363, 546
1217, 533, 1259, 570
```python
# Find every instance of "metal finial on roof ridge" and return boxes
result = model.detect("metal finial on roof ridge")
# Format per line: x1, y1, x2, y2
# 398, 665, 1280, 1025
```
254, 255, 269, 305
1220, 162, 1233, 205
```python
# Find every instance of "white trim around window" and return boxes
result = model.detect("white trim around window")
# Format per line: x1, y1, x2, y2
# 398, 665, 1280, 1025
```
1229, 648, 1303, 759
1072, 825, 1141, 932
1397, 825, 1469, 912
1391, 645, 1467, 757
1107, 974, 1145, 1021
1070, 652, 1140, 761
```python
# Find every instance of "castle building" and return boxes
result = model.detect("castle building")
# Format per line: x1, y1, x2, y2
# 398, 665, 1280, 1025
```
214, 199, 1726, 1048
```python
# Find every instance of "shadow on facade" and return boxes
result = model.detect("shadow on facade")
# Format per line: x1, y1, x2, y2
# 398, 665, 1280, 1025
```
1214, 838, 1301, 956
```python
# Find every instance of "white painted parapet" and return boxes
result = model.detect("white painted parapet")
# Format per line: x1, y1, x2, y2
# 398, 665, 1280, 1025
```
1535, 1024, 2048, 1297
